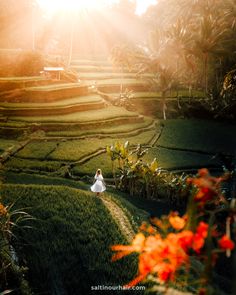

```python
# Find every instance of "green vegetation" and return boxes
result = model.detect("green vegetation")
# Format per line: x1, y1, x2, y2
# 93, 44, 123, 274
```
48, 130, 155, 161
117, 90, 205, 99
1, 184, 140, 294
0, 76, 45, 82
96, 78, 147, 86
16, 140, 58, 160
0, 139, 18, 152
0, 196, 32, 294
157, 119, 236, 154
0, 95, 103, 108
73, 153, 113, 177
25, 83, 82, 91
4, 171, 88, 190
143, 147, 220, 170
9, 106, 139, 122
4, 118, 235, 179
1, 0, 236, 293
5, 157, 61, 174
46, 117, 154, 137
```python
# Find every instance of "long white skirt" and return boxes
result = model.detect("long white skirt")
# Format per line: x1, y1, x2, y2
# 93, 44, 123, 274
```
91, 180, 106, 193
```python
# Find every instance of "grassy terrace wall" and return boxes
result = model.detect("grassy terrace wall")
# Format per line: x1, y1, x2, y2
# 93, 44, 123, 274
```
0, 77, 56, 91
0, 101, 105, 116
23, 83, 89, 102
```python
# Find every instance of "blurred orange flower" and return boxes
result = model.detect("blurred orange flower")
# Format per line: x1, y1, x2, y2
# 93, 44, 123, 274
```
196, 222, 208, 238
218, 235, 235, 250
187, 169, 226, 205
176, 230, 194, 252
0, 203, 7, 216
169, 215, 186, 230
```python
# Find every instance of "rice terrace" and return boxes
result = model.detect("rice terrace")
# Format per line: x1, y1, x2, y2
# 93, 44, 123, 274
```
0, 1, 236, 295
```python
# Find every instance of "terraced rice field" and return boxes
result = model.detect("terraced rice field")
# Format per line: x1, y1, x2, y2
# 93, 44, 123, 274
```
1, 58, 235, 179
1, 57, 236, 295
0, 59, 159, 178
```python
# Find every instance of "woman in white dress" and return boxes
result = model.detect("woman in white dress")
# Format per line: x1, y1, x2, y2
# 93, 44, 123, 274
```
91, 169, 106, 196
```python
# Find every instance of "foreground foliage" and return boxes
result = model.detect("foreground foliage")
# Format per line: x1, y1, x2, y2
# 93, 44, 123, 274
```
0, 197, 32, 294
112, 169, 236, 294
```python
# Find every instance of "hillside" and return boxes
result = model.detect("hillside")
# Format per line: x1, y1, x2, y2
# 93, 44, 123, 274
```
2, 181, 148, 294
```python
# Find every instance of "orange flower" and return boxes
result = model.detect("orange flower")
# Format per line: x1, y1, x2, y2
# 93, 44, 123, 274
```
196, 222, 208, 238
0, 203, 7, 216
139, 222, 147, 231
147, 225, 156, 234
150, 216, 163, 228
191, 222, 208, 253
194, 187, 216, 203
144, 235, 162, 252
125, 252, 157, 287
132, 233, 146, 251
176, 230, 194, 252
156, 263, 175, 283
111, 233, 145, 261
188, 169, 225, 205
169, 215, 186, 230
198, 168, 209, 177
192, 233, 205, 253
218, 235, 235, 250
139, 252, 157, 275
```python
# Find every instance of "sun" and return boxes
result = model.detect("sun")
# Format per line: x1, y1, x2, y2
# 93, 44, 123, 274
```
37, 0, 118, 14
136, 0, 158, 15
37, 0, 157, 15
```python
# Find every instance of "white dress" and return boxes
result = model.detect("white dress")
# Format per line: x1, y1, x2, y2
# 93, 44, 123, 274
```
91, 174, 106, 193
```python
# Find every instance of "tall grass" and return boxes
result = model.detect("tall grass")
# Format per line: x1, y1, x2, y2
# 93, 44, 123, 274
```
1, 184, 140, 294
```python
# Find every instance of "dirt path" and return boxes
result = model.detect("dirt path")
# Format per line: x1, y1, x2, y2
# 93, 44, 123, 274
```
100, 194, 136, 243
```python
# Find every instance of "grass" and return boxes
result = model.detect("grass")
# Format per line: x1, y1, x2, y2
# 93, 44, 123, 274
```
0, 95, 103, 108
48, 130, 156, 161
103, 89, 205, 102
5, 118, 234, 177
45, 117, 154, 137
96, 78, 148, 86
5, 157, 61, 174
0, 139, 18, 152
1, 184, 141, 294
72, 153, 113, 177
0, 122, 28, 128
132, 90, 205, 98
78, 72, 136, 79
157, 119, 236, 154
4, 171, 88, 190
9, 106, 139, 123
76, 72, 154, 80
4, 171, 148, 232
74, 145, 221, 178
16, 140, 58, 160
5, 128, 156, 173
0, 76, 45, 82
25, 82, 82, 91
143, 147, 222, 170
105, 90, 205, 99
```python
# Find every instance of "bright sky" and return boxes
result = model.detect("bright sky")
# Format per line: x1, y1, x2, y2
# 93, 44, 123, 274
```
37, 0, 158, 15
135, 0, 157, 15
